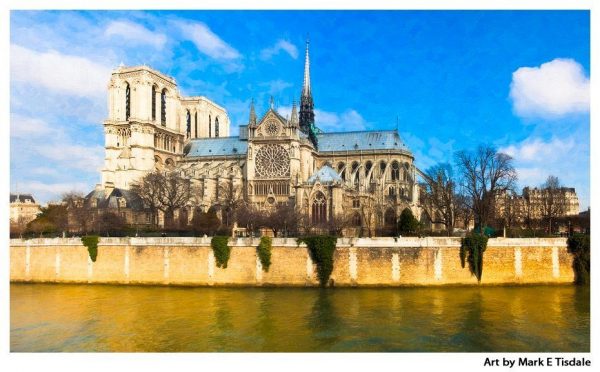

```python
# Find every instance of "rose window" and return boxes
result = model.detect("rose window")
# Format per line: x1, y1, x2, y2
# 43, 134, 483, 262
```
265, 120, 279, 136
255, 144, 290, 178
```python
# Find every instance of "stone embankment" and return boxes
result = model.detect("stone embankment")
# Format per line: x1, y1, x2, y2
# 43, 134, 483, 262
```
10, 237, 574, 286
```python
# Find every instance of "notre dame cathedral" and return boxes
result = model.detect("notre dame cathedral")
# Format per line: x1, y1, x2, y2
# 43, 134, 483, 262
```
98, 41, 421, 235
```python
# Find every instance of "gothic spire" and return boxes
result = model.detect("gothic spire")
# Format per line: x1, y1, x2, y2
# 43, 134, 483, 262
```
249, 98, 257, 126
290, 100, 299, 127
302, 38, 311, 97
299, 36, 316, 147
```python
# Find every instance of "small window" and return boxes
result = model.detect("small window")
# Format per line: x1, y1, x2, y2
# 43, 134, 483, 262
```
209, 115, 212, 137
186, 110, 191, 137
194, 112, 198, 138
215, 117, 220, 137
161, 89, 167, 126
151, 85, 156, 121
391, 161, 400, 181
352, 199, 360, 208
125, 83, 131, 120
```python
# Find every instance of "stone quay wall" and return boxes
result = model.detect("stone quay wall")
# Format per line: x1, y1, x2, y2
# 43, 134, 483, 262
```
10, 237, 574, 286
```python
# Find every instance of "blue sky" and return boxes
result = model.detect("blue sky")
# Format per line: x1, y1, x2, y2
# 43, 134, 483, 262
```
10, 10, 590, 209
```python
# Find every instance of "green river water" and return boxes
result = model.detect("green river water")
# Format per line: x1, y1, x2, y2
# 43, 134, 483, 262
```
10, 283, 589, 352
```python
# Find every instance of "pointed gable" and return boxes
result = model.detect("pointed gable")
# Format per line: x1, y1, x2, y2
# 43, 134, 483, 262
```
255, 108, 288, 137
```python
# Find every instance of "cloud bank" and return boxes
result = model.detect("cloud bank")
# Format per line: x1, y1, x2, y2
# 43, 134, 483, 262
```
509, 58, 589, 119
260, 40, 298, 60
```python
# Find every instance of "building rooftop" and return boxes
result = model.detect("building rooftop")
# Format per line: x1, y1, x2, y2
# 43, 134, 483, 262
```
307, 164, 343, 185
85, 188, 146, 211
184, 136, 248, 158
316, 130, 411, 153
182, 129, 411, 158
10, 194, 36, 204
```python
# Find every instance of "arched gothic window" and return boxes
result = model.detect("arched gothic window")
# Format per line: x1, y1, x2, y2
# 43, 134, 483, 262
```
391, 161, 400, 181
209, 115, 212, 137
194, 112, 198, 138
311, 192, 327, 225
389, 186, 396, 196
151, 85, 157, 121
215, 117, 220, 137
186, 110, 191, 138
352, 162, 360, 188
161, 89, 167, 126
337, 162, 346, 181
380, 161, 387, 177
365, 161, 373, 182
352, 212, 361, 226
125, 83, 131, 120
384, 209, 396, 227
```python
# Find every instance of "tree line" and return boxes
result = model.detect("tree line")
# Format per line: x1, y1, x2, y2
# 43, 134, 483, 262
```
420, 144, 586, 236
13, 144, 588, 238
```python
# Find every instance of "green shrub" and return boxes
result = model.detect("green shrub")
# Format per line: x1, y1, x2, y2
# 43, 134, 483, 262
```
298, 235, 337, 286
257, 236, 272, 272
567, 235, 590, 285
398, 208, 420, 236
211, 236, 231, 268
81, 235, 100, 262
460, 233, 488, 282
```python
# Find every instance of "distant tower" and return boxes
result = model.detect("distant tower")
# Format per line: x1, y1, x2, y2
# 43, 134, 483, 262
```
290, 100, 299, 127
249, 98, 257, 126
299, 38, 315, 138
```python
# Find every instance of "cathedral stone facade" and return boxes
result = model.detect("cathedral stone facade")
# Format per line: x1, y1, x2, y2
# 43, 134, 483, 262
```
100, 42, 420, 235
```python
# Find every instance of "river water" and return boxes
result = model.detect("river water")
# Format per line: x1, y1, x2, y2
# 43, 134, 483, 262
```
10, 283, 589, 352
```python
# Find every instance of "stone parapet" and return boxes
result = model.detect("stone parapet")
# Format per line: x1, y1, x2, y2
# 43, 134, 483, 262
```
10, 237, 573, 287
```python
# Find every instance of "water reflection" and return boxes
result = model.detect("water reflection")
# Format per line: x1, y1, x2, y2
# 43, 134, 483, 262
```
10, 284, 589, 352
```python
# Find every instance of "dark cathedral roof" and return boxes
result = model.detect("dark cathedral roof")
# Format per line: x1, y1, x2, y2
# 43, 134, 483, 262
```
184, 136, 248, 158
316, 130, 411, 153
85, 188, 146, 211
182, 129, 411, 159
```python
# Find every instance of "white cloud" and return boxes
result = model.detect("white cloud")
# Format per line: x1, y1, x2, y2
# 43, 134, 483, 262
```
36, 144, 104, 172
10, 114, 55, 139
259, 80, 293, 95
277, 107, 368, 132
260, 40, 298, 60
105, 20, 167, 49
315, 109, 368, 131
176, 21, 240, 60
11, 44, 112, 98
499, 135, 589, 210
499, 137, 575, 163
29, 167, 60, 177
510, 58, 589, 119
19, 181, 91, 202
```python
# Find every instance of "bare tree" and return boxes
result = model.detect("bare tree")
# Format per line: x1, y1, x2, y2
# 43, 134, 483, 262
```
454, 192, 474, 230
62, 191, 92, 234
455, 145, 517, 232
158, 171, 192, 229
131, 170, 192, 229
130, 171, 164, 227
215, 177, 244, 228
540, 175, 567, 234
420, 163, 456, 235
